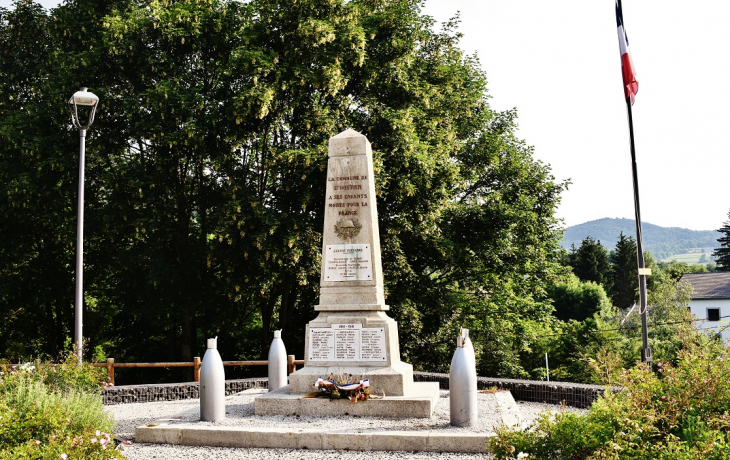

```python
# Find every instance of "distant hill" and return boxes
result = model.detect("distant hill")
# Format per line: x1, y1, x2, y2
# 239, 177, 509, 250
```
562, 218, 720, 261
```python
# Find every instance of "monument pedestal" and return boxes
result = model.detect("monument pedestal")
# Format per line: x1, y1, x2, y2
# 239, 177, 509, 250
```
255, 309, 440, 417
289, 311, 411, 396
287, 362, 414, 397
255, 129, 437, 417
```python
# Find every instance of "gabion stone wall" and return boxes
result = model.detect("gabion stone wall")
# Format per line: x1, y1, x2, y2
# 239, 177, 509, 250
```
101, 373, 614, 408
413, 371, 616, 409
102, 377, 267, 405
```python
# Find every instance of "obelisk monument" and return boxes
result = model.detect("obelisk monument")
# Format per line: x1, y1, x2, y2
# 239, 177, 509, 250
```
288, 128, 413, 396
255, 129, 439, 417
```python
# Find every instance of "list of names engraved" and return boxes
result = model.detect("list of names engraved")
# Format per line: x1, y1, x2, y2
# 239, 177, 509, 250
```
324, 244, 372, 281
335, 328, 358, 360
309, 329, 334, 361
360, 328, 386, 360
308, 323, 386, 362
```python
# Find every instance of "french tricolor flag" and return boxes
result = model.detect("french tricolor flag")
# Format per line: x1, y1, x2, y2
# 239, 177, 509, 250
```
616, 0, 639, 104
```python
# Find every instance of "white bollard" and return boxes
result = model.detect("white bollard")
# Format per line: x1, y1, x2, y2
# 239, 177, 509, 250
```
268, 330, 287, 391
461, 327, 476, 372
200, 337, 225, 421
450, 328, 478, 427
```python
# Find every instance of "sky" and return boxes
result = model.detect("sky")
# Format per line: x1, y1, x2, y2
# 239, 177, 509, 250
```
2, 0, 729, 231
421, 1, 730, 232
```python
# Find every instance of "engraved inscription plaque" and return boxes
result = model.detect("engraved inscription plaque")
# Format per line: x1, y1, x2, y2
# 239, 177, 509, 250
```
309, 329, 335, 361
324, 244, 373, 282
308, 323, 386, 362
335, 327, 358, 360
361, 328, 386, 360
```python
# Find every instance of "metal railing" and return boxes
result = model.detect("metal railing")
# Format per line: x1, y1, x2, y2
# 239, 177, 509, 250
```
91, 355, 305, 385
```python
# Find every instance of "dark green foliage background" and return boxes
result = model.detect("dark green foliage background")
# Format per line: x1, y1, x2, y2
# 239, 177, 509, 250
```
0, 0, 568, 381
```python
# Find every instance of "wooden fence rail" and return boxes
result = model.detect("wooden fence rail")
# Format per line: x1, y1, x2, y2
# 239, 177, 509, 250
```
91, 356, 305, 385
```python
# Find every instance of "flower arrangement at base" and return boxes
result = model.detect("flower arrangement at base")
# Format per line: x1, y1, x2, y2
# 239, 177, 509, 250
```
305, 375, 373, 402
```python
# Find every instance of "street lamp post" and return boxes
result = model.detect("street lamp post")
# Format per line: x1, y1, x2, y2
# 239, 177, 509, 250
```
68, 87, 99, 364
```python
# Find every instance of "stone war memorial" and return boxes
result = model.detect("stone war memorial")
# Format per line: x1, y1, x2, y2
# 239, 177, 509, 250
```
135, 129, 524, 453
255, 129, 440, 418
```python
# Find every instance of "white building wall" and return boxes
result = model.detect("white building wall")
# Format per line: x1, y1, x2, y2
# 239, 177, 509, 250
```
688, 299, 730, 339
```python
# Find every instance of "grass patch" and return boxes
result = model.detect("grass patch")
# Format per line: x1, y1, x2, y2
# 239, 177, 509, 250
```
660, 247, 714, 265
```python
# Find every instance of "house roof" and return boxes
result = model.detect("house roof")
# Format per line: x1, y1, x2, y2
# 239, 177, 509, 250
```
680, 272, 730, 300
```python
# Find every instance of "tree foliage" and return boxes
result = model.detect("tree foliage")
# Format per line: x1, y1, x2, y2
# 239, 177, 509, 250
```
541, 232, 698, 384
491, 324, 730, 460
713, 211, 730, 271
0, 0, 566, 380
0, 1, 83, 357
565, 237, 611, 289
547, 274, 612, 322
608, 232, 638, 309
658, 259, 710, 281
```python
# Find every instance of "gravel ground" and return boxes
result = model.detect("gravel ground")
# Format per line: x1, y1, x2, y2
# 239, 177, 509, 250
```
107, 389, 584, 459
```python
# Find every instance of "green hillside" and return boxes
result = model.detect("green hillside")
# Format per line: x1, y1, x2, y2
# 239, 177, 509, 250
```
562, 218, 719, 261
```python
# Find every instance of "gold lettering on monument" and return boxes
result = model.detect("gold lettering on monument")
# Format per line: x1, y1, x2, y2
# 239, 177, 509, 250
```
327, 174, 369, 240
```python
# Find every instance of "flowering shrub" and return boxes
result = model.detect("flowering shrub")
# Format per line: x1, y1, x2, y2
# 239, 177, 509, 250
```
0, 349, 109, 394
0, 398, 120, 459
0, 352, 125, 459
489, 325, 730, 459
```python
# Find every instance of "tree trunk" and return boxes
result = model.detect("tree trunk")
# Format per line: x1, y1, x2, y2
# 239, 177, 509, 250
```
279, 282, 297, 344
259, 284, 282, 359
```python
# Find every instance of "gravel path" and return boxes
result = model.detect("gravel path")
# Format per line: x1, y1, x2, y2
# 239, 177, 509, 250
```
107, 389, 583, 459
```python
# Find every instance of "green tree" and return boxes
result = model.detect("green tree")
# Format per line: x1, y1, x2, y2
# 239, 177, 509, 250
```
712, 211, 730, 271
600, 259, 693, 372
96, 0, 284, 364
0, 0, 567, 380
535, 273, 622, 383
0, 1, 86, 358
567, 237, 611, 288
390, 108, 568, 378
608, 232, 638, 309
547, 274, 612, 322
657, 259, 709, 281
547, 306, 620, 384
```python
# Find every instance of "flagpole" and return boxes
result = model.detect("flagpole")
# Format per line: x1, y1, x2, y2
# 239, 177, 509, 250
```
624, 98, 651, 368
617, 0, 651, 368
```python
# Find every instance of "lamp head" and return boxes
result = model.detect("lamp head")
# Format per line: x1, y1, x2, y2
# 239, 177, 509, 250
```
68, 87, 99, 130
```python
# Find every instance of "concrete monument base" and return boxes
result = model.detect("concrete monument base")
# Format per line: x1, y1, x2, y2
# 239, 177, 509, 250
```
135, 387, 526, 454
289, 310, 413, 396
254, 382, 440, 418
287, 361, 414, 397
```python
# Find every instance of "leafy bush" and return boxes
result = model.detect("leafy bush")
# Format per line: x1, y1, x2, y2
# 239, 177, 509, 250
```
0, 350, 111, 395
0, 353, 124, 459
489, 325, 730, 459
547, 275, 612, 322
